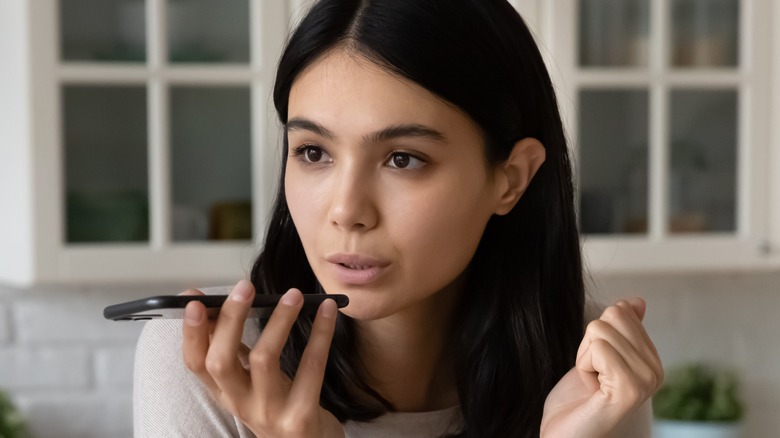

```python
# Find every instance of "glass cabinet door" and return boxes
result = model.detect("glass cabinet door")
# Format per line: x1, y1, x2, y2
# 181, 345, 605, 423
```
579, 0, 650, 67
576, 0, 742, 238
64, 86, 149, 243
170, 86, 253, 241
166, 0, 250, 63
59, 0, 254, 247
60, 0, 252, 63
668, 89, 738, 233
671, 0, 739, 67
61, 0, 147, 62
578, 89, 650, 234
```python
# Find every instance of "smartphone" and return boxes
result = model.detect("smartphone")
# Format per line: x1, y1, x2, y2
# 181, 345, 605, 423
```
103, 294, 349, 321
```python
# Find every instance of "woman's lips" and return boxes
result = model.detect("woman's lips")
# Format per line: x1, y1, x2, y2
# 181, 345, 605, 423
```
325, 254, 390, 285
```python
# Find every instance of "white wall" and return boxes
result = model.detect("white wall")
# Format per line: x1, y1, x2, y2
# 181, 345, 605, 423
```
0, 0, 34, 285
1, 270, 779, 437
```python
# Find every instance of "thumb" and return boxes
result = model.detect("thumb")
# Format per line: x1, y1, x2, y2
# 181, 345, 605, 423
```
626, 297, 646, 321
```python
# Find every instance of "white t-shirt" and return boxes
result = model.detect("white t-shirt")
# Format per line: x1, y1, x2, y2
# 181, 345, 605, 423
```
132, 286, 651, 437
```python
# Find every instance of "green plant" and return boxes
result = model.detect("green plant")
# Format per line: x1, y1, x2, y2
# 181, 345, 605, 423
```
0, 390, 28, 438
653, 363, 744, 422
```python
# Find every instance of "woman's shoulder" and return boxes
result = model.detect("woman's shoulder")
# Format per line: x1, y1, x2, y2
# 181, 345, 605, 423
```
133, 285, 259, 438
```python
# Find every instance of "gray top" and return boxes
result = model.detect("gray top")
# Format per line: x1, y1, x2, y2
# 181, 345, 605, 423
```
133, 286, 651, 437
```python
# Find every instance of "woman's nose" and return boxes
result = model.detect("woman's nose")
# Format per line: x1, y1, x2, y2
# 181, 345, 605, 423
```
327, 166, 378, 231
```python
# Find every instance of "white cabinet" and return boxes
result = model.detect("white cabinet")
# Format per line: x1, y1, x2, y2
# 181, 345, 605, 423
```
2, 0, 778, 286
528, 0, 779, 272
0, 0, 289, 286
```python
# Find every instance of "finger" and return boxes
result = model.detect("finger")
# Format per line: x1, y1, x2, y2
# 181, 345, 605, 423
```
625, 297, 646, 321
288, 299, 338, 408
580, 319, 648, 370
180, 288, 218, 332
578, 339, 655, 410
238, 343, 252, 370
578, 320, 661, 395
206, 280, 254, 399
182, 300, 221, 395
605, 302, 662, 375
249, 288, 304, 397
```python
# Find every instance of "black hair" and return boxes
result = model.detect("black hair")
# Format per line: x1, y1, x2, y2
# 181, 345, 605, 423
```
250, 0, 585, 436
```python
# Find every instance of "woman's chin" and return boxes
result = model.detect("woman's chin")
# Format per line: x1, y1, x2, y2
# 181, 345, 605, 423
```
337, 301, 392, 321
332, 292, 399, 321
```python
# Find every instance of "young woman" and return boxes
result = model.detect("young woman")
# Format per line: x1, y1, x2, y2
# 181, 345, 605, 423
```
134, 0, 663, 436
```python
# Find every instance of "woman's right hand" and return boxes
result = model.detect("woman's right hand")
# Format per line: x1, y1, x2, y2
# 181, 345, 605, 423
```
181, 280, 344, 438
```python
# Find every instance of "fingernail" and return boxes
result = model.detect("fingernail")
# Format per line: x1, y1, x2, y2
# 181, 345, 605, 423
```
230, 280, 253, 302
184, 302, 203, 326
281, 288, 302, 306
321, 299, 337, 319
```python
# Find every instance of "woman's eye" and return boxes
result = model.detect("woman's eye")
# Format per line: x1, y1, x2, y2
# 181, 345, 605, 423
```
387, 152, 425, 170
293, 145, 332, 164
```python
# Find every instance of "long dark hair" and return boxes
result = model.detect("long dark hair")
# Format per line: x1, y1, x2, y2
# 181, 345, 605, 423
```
250, 0, 585, 436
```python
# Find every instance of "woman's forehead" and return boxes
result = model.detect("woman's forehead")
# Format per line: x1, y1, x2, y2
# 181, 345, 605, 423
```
287, 49, 477, 137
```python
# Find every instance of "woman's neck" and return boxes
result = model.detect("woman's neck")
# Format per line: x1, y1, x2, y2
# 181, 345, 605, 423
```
353, 278, 463, 413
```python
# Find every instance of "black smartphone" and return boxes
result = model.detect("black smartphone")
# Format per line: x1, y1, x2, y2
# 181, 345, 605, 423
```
103, 294, 349, 321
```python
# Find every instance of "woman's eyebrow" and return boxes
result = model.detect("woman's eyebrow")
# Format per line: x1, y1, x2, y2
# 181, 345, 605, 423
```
286, 117, 446, 143
287, 118, 336, 140
369, 124, 446, 143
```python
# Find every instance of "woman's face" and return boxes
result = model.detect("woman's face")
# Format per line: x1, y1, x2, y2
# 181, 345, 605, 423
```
285, 50, 503, 320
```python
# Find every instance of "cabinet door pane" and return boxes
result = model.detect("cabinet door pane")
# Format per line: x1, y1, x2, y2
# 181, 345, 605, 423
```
579, 0, 649, 67
64, 86, 149, 243
167, 0, 250, 63
61, 0, 147, 62
579, 90, 649, 234
669, 89, 737, 233
672, 0, 739, 67
171, 87, 252, 242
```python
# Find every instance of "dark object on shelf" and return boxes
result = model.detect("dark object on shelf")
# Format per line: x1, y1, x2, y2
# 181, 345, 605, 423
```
66, 191, 149, 243
209, 201, 252, 240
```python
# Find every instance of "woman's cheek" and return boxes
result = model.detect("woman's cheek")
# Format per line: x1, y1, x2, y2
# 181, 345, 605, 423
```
396, 191, 489, 281
285, 173, 323, 245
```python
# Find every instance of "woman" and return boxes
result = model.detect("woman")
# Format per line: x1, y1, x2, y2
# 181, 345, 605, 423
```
134, 0, 663, 436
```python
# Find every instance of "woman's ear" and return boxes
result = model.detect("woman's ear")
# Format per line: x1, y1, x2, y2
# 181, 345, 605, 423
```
493, 137, 546, 215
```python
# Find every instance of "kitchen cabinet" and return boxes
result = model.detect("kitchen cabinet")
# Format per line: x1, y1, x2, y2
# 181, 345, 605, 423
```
0, 0, 288, 285
528, 0, 779, 271
2, 0, 778, 286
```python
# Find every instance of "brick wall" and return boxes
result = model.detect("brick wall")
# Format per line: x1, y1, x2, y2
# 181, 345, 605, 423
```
1, 271, 778, 437
0, 281, 223, 438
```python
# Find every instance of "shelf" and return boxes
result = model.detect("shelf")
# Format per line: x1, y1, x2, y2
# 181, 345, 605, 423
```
57, 63, 258, 84
574, 69, 744, 88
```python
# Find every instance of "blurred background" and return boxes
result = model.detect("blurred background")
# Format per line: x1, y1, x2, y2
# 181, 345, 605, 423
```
0, 0, 778, 437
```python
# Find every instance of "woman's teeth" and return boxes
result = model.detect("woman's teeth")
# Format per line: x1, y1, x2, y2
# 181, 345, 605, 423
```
342, 264, 369, 270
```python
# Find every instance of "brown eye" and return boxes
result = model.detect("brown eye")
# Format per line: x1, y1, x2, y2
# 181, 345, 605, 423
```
305, 147, 323, 162
392, 154, 410, 168
387, 152, 425, 170
293, 145, 332, 164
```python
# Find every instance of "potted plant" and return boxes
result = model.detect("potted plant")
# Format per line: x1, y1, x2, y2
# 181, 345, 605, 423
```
653, 363, 744, 438
0, 389, 29, 438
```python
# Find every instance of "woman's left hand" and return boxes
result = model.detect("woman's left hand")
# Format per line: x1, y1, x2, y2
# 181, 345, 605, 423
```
540, 298, 663, 438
